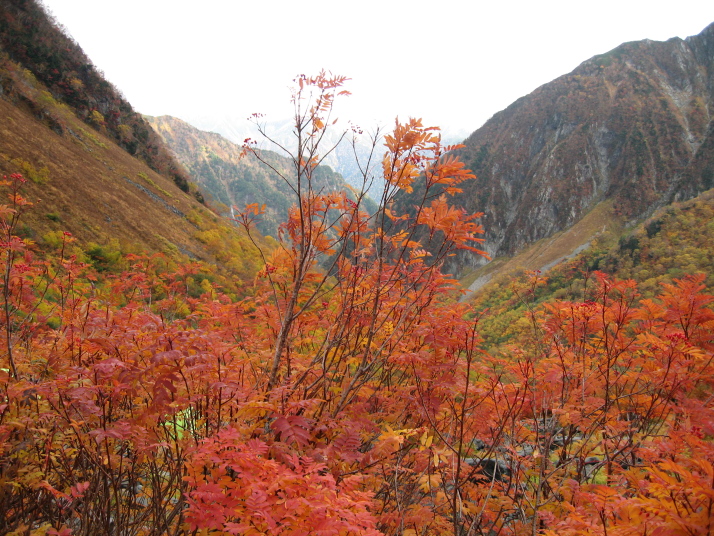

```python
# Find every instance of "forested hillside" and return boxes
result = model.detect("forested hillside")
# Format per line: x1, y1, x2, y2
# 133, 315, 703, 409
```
468, 185, 714, 345
182, 114, 387, 200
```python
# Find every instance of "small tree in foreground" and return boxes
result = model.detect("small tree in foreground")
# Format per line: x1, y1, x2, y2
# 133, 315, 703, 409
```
186, 71, 489, 534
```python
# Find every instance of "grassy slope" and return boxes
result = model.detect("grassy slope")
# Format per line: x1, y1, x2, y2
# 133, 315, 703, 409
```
0, 70, 269, 289
465, 188, 714, 348
460, 199, 621, 294
0, 98, 199, 254
0, 0, 195, 193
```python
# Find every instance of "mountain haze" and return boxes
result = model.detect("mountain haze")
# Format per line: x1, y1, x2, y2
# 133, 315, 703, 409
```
147, 115, 377, 236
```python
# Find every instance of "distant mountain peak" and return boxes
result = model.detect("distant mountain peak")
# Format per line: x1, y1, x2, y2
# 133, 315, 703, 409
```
146, 115, 376, 237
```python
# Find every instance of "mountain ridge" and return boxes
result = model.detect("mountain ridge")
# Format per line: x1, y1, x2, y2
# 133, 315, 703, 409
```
419, 22, 714, 277
182, 114, 388, 199
147, 114, 377, 237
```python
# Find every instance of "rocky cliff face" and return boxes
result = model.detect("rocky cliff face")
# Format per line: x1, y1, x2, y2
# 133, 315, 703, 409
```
426, 22, 714, 275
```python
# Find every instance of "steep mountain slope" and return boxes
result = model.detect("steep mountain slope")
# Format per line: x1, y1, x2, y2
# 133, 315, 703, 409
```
147, 115, 376, 236
468, 184, 714, 350
422, 22, 714, 276
0, 0, 200, 197
0, 0, 265, 284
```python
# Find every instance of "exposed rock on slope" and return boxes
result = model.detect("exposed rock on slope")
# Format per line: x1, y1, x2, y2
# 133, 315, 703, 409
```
423, 22, 714, 276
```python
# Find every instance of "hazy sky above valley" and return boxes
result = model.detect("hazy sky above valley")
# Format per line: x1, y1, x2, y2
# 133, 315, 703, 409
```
42, 0, 714, 139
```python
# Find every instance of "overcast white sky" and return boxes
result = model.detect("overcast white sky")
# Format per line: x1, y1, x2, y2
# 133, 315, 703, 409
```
41, 0, 714, 139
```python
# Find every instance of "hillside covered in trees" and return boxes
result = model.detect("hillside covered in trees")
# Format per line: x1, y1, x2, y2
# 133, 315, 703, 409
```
146, 115, 375, 237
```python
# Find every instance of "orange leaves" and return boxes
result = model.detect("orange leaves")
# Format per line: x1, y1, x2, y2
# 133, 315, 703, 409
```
1, 81, 493, 535
426, 153, 476, 189
549, 431, 714, 536
234, 202, 266, 231
383, 206, 409, 222
17, 74, 714, 536
0, 203, 17, 222
383, 118, 440, 156
382, 118, 442, 194
383, 153, 419, 193
290, 71, 351, 153
416, 194, 488, 254
243, 202, 266, 216
377, 426, 418, 450
418, 473, 442, 493
388, 229, 421, 250
381, 119, 477, 222
295, 71, 350, 93
271, 414, 313, 447
185, 429, 382, 535
4, 155, 714, 536
453, 271, 714, 535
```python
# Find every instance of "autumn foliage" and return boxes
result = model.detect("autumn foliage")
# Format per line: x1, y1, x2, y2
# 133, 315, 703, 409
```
1, 73, 713, 536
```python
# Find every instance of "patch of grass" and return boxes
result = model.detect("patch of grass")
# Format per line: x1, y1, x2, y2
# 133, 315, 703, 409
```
159, 237, 180, 256
42, 231, 65, 249
11, 157, 50, 184
462, 200, 621, 294
37, 90, 60, 108
78, 127, 107, 148
138, 171, 173, 198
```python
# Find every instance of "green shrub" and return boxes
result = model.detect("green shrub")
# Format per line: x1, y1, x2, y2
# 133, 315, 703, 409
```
11, 158, 50, 184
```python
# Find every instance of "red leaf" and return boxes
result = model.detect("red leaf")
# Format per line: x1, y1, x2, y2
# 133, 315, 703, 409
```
271, 415, 313, 447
